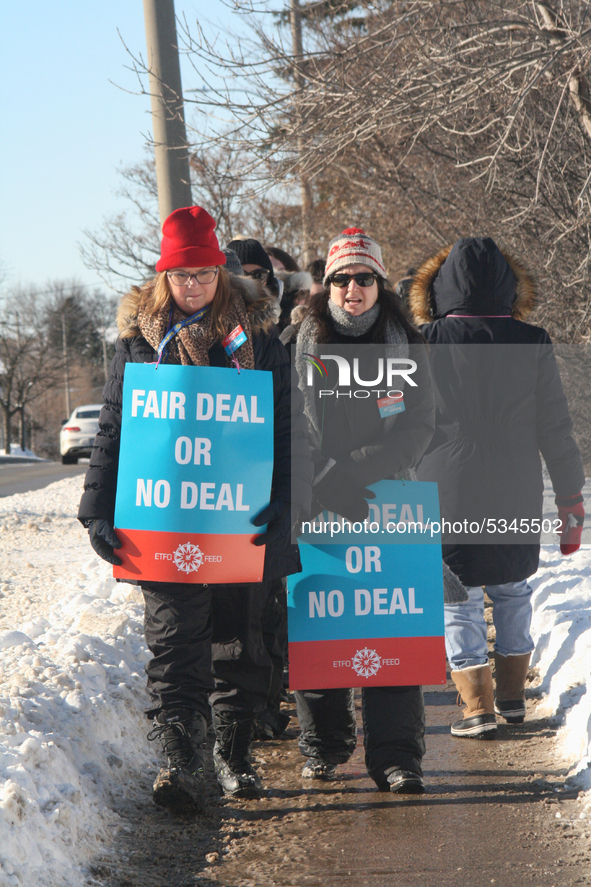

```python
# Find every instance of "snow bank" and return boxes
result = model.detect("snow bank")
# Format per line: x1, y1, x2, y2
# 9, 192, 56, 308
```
530, 544, 591, 795
0, 473, 590, 884
0, 477, 153, 886
1, 446, 46, 461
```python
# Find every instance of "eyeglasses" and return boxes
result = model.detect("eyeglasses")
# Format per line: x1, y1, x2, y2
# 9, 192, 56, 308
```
243, 268, 270, 283
167, 268, 219, 286
330, 272, 378, 288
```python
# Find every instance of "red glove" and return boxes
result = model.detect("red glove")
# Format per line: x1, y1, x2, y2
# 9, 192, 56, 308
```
556, 493, 585, 555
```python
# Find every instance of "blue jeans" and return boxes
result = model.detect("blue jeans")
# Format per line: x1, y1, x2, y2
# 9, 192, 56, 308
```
444, 581, 535, 671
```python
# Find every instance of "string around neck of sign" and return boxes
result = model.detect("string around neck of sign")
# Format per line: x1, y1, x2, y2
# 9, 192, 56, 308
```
155, 306, 210, 369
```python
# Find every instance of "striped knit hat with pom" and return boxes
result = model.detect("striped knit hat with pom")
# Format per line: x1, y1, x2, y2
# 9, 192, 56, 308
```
323, 227, 386, 283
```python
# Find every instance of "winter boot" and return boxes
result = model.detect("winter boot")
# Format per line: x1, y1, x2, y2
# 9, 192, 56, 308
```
385, 769, 425, 795
301, 757, 337, 781
450, 665, 497, 739
494, 652, 531, 724
253, 707, 291, 740
212, 710, 263, 798
147, 709, 208, 814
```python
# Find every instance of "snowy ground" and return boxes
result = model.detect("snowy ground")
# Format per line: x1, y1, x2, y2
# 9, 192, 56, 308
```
0, 473, 590, 886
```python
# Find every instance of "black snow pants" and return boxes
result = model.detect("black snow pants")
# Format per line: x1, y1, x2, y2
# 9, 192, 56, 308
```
142, 579, 282, 721
295, 685, 426, 783
262, 578, 289, 715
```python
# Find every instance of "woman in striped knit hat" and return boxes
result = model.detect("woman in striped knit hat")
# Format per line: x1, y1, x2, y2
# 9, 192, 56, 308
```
285, 227, 437, 793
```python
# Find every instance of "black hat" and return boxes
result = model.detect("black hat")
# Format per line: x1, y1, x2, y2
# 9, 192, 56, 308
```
227, 237, 273, 272
226, 237, 278, 294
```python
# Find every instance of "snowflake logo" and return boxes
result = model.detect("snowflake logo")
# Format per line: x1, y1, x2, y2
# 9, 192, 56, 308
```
173, 542, 204, 574
352, 648, 382, 679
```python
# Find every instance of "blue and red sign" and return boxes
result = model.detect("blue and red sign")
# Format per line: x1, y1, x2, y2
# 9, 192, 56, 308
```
222, 325, 248, 356
113, 363, 274, 584
377, 392, 405, 417
287, 480, 446, 688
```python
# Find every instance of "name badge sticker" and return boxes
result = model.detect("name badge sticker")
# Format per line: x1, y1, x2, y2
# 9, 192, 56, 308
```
223, 325, 247, 356
377, 392, 405, 418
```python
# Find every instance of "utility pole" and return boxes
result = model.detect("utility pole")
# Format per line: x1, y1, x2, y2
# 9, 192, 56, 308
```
102, 330, 109, 383
290, 0, 314, 266
15, 311, 26, 452
97, 301, 109, 383
62, 312, 70, 418
143, 0, 193, 226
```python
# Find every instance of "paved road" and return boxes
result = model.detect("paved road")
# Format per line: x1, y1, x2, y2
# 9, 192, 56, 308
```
0, 461, 88, 498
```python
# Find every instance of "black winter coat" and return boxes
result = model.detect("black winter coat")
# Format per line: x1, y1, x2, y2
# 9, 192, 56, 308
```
78, 276, 312, 582
285, 300, 435, 488
410, 237, 584, 586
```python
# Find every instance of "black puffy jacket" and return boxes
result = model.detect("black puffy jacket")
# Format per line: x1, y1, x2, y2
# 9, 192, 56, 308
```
410, 237, 584, 586
78, 275, 313, 582
284, 297, 435, 486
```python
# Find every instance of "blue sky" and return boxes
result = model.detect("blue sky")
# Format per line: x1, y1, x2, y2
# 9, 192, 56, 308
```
0, 1, 252, 294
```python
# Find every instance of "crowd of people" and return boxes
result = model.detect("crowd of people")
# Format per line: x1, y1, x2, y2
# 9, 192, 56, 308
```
78, 206, 585, 815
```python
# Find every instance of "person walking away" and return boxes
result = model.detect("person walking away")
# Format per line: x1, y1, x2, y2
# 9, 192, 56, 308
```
410, 237, 585, 738
78, 206, 312, 810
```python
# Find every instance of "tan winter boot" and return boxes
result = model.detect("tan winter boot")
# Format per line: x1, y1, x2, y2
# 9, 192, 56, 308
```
450, 665, 497, 739
494, 653, 531, 724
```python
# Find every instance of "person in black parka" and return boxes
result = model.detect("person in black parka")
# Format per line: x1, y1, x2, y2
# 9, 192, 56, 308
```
285, 227, 436, 794
410, 237, 585, 738
78, 206, 312, 810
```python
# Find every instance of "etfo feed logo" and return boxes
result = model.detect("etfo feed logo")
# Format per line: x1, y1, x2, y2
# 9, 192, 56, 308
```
154, 542, 223, 573
352, 647, 382, 678
173, 542, 204, 574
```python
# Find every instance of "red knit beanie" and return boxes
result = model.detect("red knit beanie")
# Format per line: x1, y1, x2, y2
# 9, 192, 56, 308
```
155, 206, 226, 272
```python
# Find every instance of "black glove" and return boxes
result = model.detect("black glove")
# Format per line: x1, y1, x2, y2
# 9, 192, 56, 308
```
313, 464, 376, 522
88, 519, 123, 566
252, 499, 295, 547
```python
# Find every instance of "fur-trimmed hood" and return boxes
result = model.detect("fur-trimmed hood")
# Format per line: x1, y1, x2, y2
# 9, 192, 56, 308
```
276, 269, 313, 296
408, 237, 537, 324
277, 269, 314, 330
288, 303, 309, 329
117, 273, 280, 339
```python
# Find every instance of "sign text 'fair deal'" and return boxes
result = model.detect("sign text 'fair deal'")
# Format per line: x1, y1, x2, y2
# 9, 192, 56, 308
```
113, 363, 274, 584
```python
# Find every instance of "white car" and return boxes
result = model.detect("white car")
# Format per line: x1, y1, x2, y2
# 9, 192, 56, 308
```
59, 404, 103, 464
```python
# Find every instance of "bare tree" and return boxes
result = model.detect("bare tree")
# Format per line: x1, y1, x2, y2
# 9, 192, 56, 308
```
80, 156, 162, 287
0, 280, 116, 456
0, 289, 64, 453
170, 0, 591, 339
81, 145, 310, 284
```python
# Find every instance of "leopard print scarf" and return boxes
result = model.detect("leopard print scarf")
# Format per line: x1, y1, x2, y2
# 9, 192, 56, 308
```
137, 292, 256, 369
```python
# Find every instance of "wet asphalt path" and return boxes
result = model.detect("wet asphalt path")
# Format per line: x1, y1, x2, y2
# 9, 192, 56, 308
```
203, 684, 590, 887
91, 680, 591, 887
262, 689, 591, 887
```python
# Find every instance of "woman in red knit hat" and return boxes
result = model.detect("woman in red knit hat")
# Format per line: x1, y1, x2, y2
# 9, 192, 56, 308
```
78, 206, 312, 813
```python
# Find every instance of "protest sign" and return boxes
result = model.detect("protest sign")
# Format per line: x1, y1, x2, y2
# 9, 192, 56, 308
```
287, 480, 446, 688
113, 363, 274, 584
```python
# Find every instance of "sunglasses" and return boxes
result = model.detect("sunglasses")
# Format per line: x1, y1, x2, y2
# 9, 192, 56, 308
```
330, 272, 377, 288
243, 268, 270, 282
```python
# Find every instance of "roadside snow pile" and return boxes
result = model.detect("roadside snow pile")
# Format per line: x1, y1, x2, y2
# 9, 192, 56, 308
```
3, 445, 46, 460
0, 477, 153, 887
530, 543, 591, 795
0, 474, 590, 884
